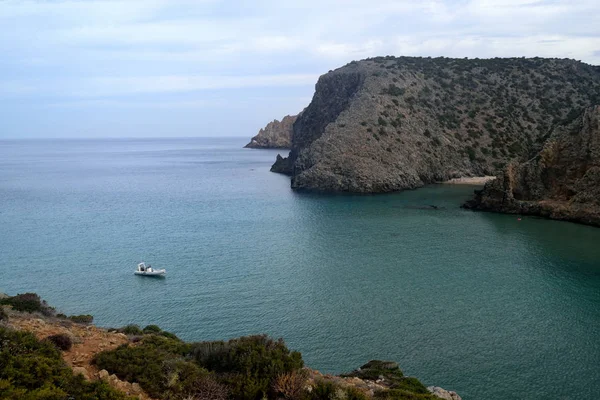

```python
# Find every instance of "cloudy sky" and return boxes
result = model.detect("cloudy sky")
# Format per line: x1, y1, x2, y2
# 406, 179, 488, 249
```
1, 0, 599, 139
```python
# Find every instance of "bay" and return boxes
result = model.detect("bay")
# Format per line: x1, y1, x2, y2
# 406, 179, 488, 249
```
1, 137, 599, 400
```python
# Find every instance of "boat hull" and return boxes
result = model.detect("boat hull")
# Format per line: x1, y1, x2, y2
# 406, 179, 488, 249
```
134, 270, 166, 277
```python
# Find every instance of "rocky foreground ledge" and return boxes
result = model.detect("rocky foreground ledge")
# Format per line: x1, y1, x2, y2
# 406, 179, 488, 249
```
463, 105, 600, 227
1, 292, 461, 400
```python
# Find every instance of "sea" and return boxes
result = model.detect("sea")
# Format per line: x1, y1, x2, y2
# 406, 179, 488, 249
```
1, 137, 599, 400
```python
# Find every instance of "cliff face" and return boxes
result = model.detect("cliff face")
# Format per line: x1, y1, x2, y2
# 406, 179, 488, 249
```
271, 57, 600, 193
245, 114, 298, 149
463, 105, 600, 226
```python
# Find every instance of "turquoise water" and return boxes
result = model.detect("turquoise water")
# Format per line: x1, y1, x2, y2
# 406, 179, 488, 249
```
1, 138, 599, 400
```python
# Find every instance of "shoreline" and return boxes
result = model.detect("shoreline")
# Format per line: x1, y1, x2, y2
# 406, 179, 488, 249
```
442, 176, 496, 185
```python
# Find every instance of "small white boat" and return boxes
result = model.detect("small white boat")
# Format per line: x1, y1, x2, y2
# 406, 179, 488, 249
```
134, 262, 166, 277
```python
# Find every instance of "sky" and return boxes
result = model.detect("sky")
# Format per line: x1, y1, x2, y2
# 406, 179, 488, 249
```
1, 0, 599, 139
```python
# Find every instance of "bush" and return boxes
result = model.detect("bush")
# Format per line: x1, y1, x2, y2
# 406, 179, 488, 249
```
69, 314, 94, 324
45, 333, 73, 351
346, 387, 369, 400
119, 324, 143, 335
306, 379, 339, 400
191, 335, 303, 400
158, 330, 180, 340
272, 370, 307, 400
342, 360, 404, 384
143, 324, 162, 334
466, 146, 477, 161
374, 389, 438, 400
93, 335, 195, 399
382, 84, 406, 97
0, 293, 54, 316
390, 377, 429, 394
0, 307, 7, 322
0, 327, 128, 400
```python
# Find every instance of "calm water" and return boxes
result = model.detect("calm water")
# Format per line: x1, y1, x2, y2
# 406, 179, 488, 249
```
1, 138, 599, 400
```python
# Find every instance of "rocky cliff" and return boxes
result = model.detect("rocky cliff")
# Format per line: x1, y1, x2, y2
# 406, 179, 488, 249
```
463, 105, 600, 226
245, 114, 298, 149
271, 57, 600, 193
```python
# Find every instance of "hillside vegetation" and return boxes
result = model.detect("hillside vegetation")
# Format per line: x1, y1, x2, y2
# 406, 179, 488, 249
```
272, 56, 600, 193
1, 293, 459, 400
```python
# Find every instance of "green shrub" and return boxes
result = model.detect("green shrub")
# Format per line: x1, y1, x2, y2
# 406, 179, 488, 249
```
307, 379, 339, 400
69, 314, 94, 324
382, 84, 406, 96
390, 377, 429, 394
0, 307, 7, 321
119, 324, 143, 335
0, 327, 129, 400
45, 333, 73, 351
191, 335, 303, 400
466, 146, 477, 161
346, 386, 369, 400
342, 360, 404, 384
0, 293, 54, 316
374, 389, 438, 400
142, 324, 162, 334
93, 335, 195, 398
159, 330, 180, 340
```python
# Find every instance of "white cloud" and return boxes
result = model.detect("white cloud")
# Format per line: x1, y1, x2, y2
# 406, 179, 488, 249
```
0, 73, 320, 98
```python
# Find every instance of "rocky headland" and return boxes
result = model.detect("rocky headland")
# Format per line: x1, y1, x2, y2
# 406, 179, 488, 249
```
245, 114, 298, 149
463, 105, 600, 226
271, 56, 600, 194
1, 292, 461, 400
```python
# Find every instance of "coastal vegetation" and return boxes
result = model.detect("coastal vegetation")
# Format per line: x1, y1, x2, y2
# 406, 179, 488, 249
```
1, 293, 457, 400
0, 327, 130, 400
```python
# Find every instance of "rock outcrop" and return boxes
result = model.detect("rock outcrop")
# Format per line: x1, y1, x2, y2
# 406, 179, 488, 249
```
245, 114, 298, 149
463, 105, 600, 226
428, 386, 462, 400
271, 57, 600, 193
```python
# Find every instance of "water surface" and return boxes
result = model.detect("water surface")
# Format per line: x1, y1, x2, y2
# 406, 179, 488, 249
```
1, 138, 599, 400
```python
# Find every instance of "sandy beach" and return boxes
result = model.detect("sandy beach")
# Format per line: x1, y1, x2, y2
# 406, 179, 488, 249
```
443, 176, 496, 185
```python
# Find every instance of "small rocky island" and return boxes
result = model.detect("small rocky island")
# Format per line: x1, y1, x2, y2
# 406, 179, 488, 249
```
1, 292, 461, 400
463, 105, 600, 227
244, 114, 298, 149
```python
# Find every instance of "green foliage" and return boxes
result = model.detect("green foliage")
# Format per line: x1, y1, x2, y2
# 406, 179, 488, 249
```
378, 116, 388, 126
69, 314, 94, 324
45, 333, 73, 351
93, 335, 197, 399
119, 324, 143, 335
191, 335, 303, 400
382, 84, 406, 97
346, 386, 369, 400
307, 380, 369, 400
0, 327, 129, 400
374, 389, 439, 400
0, 307, 7, 321
466, 146, 477, 161
342, 360, 404, 384
306, 379, 338, 400
0, 293, 54, 316
390, 377, 429, 393
143, 324, 162, 334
